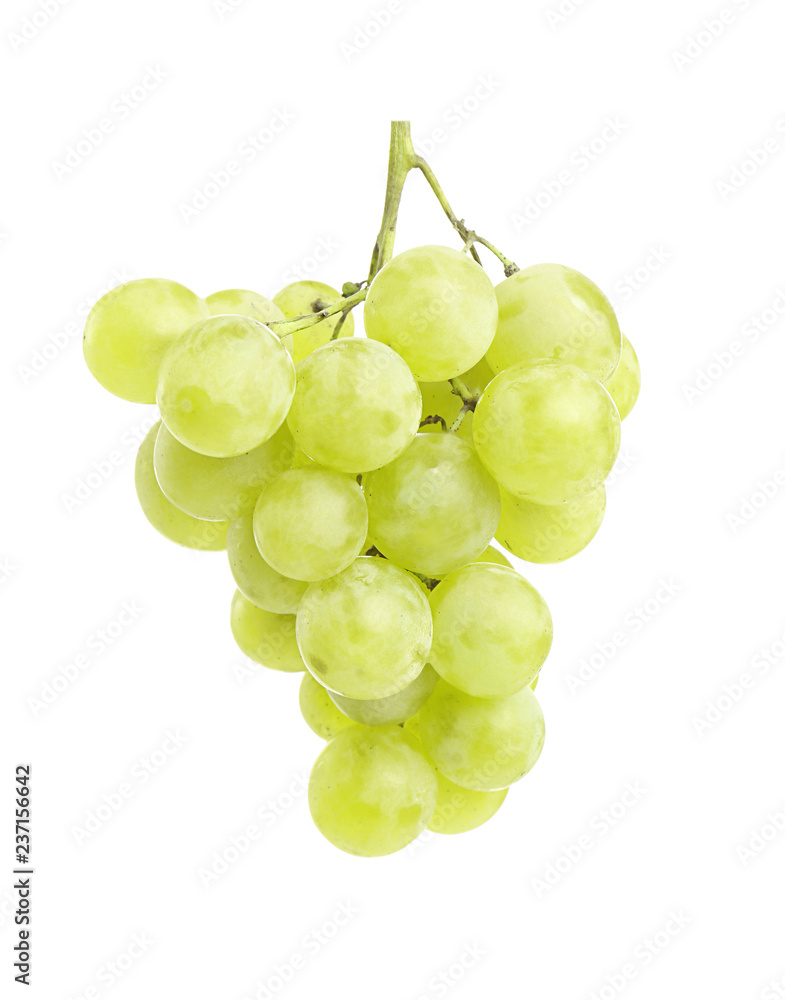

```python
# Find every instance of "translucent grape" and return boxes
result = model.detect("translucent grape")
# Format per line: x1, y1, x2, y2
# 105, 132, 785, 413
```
419, 681, 545, 791
428, 774, 508, 835
429, 564, 552, 698
83, 278, 209, 403
157, 315, 295, 458
230, 590, 304, 672
475, 545, 511, 568
205, 288, 285, 325
134, 422, 229, 550
286, 338, 421, 473
603, 334, 641, 420
365, 434, 501, 577
253, 468, 367, 582
364, 245, 498, 381
497, 486, 606, 563
473, 362, 620, 504
153, 421, 294, 522
329, 664, 439, 727
308, 725, 437, 856
227, 514, 307, 614
488, 263, 622, 381
296, 557, 432, 700
419, 357, 494, 442
272, 280, 354, 362
299, 673, 354, 740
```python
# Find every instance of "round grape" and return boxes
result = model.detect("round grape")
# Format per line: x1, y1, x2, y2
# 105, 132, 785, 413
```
227, 514, 308, 614
230, 590, 304, 672
497, 486, 606, 563
428, 774, 508, 835
603, 334, 640, 420
299, 673, 354, 740
329, 664, 439, 727
272, 280, 354, 362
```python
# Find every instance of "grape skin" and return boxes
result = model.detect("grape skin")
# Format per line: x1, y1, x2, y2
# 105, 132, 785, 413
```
134, 422, 229, 551
299, 673, 354, 740
227, 514, 308, 614
157, 315, 295, 458
272, 280, 354, 362
84, 278, 209, 403
603, 334, 641, 420
329, 664, 439, 727
308, 725, 438, 856
473, 361, 620, 504
230, 590, 305, 672
205, 288, 285, 325
497, 485, 606, 564
427, 774, 508, 835
364, 245, 499, 381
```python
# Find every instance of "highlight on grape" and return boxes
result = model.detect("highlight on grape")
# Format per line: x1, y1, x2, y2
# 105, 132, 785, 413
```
82, 121, 641, 856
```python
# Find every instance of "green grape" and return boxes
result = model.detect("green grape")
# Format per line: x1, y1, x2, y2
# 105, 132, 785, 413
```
296, 557, 432, 700
475, 544, 511, 568
253, 469, 367, 583
429, 564, 552, 698
603, 334, 641, 420
291, 447, 320, 469
272, 280, 354, 362
428, 774, 508, 835
205, 288, 285, 325
419, 681, 545, 791
419, 357, 494, 441
364, 245, 498, 381
473, 362, 620, 504
488, 263, 622, 381
530, 674, 539, 692
497, 485, 606, 563
286, 339, 421, 473
308, 725, 437, 856
364, 434, 500, 577
84, 278, 209, 403
157, 315, 295, 458
329, 665, 439, 727
227, 513, 308, 614
134, 422, 229, 550
404, 714, 421, 740
230, 590, 304, 672
153, 421, 294, 522
299, 673, 354, 740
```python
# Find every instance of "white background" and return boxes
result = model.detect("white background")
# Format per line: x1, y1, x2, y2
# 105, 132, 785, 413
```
3, 0, 785, 997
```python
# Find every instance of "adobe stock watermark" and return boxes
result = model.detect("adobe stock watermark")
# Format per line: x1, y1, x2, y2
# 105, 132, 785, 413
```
212, 0, 251, 19
681, 287, 785, 404
198, 770, 309, 887
280, 236, 340, 284
530, 781, 648, 897
413, 75, 503, 157
27, 601, 144, 717
607, 246, 672, 310
545, 0, 592, 29
565, 579, 681, 694
0, 557, 18, 586
691, 624, 785, 736
7, 0, 72, 52
760, 969, 785, 999
52, 67, 169, 180
716, 116, 785, 202
735, 803, 785, 866
671, 0, 761, 73
71, 731, 188, 846
604, 449, 639, 490
339, 0, 413, 63
179, 107, 295, 223
726, 461, 785, 533
510, 117, 627, 233
412, 943, 486, 999
586, 910, 690, 1000
237, 900, 359, 1000
65, 933, 154, 1000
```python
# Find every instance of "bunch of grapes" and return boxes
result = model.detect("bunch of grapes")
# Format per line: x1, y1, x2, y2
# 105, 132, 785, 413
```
83, 127, 640, 858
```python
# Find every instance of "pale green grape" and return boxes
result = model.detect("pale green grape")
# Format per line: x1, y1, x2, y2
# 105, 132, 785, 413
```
296, 557, 432, 700
364, 434, 500, 577
299, 673, 354, 740
153, 421, 294, 521
419, 681, 545, 791
429, 564, 552, 698
419, 357, 494, 441
205, 288, 285, 325
134, 422, 229, 550
286, 339, 421, 473
230, 590, 304, 672
291, 447, 320, 469
253, 469, 367, 582
475, 544, 511, 568
84, 278, 209, 403
364, 245, 498, 381
603, 334, 640, 420
473, 362, 620, 504
530, 675, 539, 692
272, 280, 354, 362
428, 774, 508, 835
488, 264, 622, 381
227, 513, 307, 614
497, 485, 606, 563
330, 665, 439, 727
308, 725, 437, 856
157, 315, 295, 458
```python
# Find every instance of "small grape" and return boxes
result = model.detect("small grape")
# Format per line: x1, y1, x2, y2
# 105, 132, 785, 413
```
230, 590, 304, 672
428, 774, 508, 835
272, 280, 354, 362
497, 486, 606, 563
329, 664, 439, 727
227, 514, 307, 614
253, 468, 367, 582
157, 315, 295, 458
475, 545, 511, 568
308, 725, 438, 856
473, 362, 620, 504
603, 334, 641, 420
419, 681, 545, 791
299, 673, 354, 740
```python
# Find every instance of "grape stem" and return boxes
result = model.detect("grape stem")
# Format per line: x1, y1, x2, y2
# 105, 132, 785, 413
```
268, 121, 518, 338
